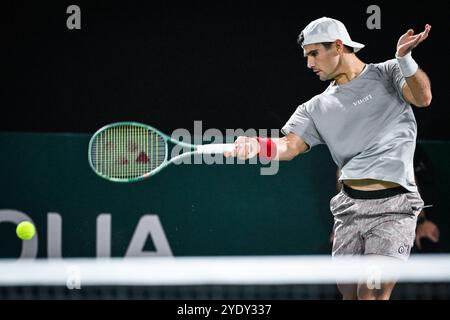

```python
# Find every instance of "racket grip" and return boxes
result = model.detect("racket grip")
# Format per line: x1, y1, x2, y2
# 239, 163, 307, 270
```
197, 143, 235, 154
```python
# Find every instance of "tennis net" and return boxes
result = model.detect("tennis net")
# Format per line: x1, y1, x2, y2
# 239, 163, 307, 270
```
0, 255, 449, 299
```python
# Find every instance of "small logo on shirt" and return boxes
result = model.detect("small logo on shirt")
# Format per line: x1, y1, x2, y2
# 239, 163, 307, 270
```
353, 94, 373, 106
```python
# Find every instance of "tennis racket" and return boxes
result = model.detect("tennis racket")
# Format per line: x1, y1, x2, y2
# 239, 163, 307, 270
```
88, 122, 235, 182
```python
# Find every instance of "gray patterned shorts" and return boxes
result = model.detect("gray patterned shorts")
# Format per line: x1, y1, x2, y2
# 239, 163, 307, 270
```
330, 186, 424, 260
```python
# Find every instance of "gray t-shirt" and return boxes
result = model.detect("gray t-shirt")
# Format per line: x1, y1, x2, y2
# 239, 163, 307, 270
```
282, 59, 418, 192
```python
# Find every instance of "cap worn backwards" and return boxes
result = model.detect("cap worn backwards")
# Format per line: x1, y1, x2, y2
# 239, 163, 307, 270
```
298, 17, 365, 52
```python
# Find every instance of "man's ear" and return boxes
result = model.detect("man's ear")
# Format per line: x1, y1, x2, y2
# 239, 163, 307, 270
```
335, 39, 344, 54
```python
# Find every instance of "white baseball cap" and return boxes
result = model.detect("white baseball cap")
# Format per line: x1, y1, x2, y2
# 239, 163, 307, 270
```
298, 17, 365, 52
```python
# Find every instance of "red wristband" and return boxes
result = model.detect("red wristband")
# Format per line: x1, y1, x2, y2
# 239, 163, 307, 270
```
256, 137, 277, 160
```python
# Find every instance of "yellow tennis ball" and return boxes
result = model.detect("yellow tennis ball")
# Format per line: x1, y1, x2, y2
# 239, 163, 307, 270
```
16, 221, 36, 240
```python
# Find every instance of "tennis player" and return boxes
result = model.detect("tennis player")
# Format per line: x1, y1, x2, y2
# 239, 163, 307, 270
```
225, 17, 432, 300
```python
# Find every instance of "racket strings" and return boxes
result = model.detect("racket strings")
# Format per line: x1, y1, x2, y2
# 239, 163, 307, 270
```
91, 125, 166, 179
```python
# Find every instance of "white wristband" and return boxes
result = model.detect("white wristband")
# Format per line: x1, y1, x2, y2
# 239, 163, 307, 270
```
396, 52, 418, 78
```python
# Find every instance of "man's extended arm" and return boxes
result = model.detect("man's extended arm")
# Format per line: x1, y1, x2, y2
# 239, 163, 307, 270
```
396, 24, 432, 107
224, 133, 309, 160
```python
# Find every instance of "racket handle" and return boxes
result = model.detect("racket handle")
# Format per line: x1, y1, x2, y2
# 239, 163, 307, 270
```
197, 143, 235, 154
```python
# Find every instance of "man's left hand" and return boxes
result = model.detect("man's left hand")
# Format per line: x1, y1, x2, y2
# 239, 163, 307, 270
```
396, 24, 431, 57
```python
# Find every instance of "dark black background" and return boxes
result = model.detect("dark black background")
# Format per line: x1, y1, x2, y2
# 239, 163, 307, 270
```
3, 0, 449, 138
